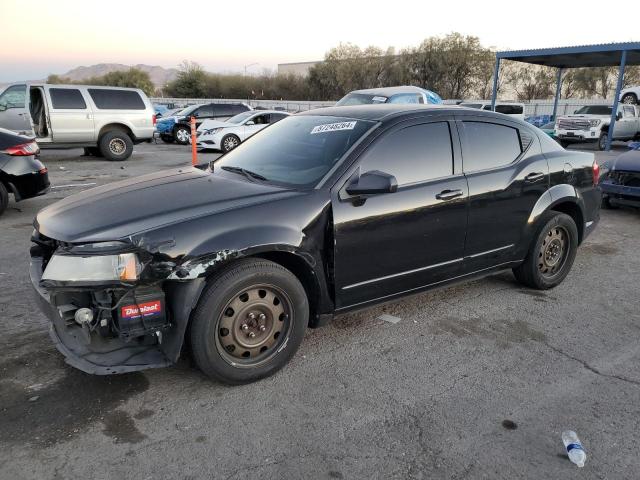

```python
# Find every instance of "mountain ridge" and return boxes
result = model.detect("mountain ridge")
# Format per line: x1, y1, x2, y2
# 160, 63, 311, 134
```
56, 63, 179, 88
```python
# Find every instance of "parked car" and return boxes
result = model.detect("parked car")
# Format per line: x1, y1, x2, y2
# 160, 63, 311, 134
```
459, 101, 526, 120
620, 85, 640, 105
0, 128, 49, 216
555, 104, 640, 150
153, 104, 171, 118
0, 84, 155, 161
599, 145, 640, 209
156, 102, 252, 145
30, 104, 601, 384
196, 110, 290, 152
336, 86, 442, 106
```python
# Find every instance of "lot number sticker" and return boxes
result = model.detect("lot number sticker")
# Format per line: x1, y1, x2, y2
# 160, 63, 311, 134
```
311, 121, 357, 134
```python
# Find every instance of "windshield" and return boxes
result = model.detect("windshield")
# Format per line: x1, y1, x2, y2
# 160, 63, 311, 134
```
336, 93, 388, 106
460, 103, 483, 109
227, 111, 255, 124
175, 105, 199, 117
214, 115, 376, 188
573, 106, 612, 115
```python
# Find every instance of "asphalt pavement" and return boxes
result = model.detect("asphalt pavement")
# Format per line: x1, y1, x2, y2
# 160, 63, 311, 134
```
0, 142, 638, 479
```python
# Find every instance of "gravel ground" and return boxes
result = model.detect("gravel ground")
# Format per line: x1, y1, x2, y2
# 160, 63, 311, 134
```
0, 142, 638, 480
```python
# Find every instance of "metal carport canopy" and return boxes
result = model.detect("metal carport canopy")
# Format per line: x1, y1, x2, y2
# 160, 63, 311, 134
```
490, 42, 640, 150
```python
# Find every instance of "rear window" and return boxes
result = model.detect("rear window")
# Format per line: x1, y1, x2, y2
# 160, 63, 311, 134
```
495, 104, 524, 115
231, 104, 249, 114
88, 89, 146, 110
49, 88, 86, 109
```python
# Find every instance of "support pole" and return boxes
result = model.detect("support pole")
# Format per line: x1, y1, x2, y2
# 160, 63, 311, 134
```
607, 50, 627, 151
490, 57, 501, 111
552, 68, 563, 122
190, 116, 198, 166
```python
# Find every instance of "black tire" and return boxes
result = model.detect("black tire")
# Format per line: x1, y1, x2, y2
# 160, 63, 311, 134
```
602, 196, 619, 210
512, 211, 578, 290
99, 130, 133, 161
160, 134, 174, 144
597, 132, 608, 151
221, 134, 241, 152
174, 125, 191, 145
622, 93, 638, 105
560, 140, 570, 149
189, 258, 308, 384
0, 182, 8, 217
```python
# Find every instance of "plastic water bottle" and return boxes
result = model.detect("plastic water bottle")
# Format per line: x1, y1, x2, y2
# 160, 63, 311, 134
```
562, 430, 586, 467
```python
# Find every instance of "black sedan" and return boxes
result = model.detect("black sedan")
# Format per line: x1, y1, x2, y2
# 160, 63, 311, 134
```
0, 128, 50, 216
30, 105, 600, 384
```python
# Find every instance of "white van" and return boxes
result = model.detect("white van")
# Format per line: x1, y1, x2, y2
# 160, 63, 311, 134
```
459, 101, 526, 120
0, 83, 155, 161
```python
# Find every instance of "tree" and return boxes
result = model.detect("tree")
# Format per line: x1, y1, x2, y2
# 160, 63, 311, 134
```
507, 65, 556, 101
165, 61, 207, 98
85, 68, 155, 96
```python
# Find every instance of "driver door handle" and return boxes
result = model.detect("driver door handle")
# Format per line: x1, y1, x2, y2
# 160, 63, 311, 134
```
435, 189, 463, 201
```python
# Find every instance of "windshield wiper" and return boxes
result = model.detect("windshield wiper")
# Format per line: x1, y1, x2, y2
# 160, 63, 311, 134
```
221, 165, 268, 182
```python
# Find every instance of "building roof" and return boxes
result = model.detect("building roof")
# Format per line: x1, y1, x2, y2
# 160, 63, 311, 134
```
496, 42, 640, 68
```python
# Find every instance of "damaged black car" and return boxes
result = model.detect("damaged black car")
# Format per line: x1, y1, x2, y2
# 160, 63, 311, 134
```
31, 105, 601, 384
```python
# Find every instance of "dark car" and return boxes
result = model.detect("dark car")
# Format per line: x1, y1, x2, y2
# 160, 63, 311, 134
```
30, 105, 601, 384
156, 103, 252, 145
0, 128, 49, 216
599, 146, 640, 209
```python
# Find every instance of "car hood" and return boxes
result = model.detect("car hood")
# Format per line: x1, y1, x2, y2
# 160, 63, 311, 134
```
562, 114, 610, 119
197, 120, 231, 132
35, 167, 301, 243
611, 149, 640, 172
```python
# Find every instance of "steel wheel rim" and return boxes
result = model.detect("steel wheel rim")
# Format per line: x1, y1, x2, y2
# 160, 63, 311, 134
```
108, 138, 126, 155
538, 225, 569, 278
177, 129, 189, 142
622, 96, 634, 104
224, 137, 238, 150
215, 284, 292, 367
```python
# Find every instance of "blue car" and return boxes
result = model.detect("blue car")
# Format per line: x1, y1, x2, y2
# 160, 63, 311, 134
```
600, 144, 640, 209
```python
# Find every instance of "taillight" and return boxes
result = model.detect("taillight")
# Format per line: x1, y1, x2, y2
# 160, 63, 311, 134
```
4, 141, 40, 156
152, 115, 157, 126
593, 160, 600, 186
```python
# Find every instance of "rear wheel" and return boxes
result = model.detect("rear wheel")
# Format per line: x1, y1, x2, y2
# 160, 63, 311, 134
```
513, 211, 578, 290
189, 259, 308, 384
99, 130, 133, 161
0, 182, 8, 216
622, 93, 638, 105
174, 125, 191, 145
221, 134, 240, 152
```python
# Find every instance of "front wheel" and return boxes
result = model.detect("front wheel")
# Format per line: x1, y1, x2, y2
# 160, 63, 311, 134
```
221, 134, 240, 152
99, 130, 133, 161
622, 93, 638, 105
189, 259, 309, 384
598, 132, 608, 151
513, 211, 578, 290
174, 126, 191, 145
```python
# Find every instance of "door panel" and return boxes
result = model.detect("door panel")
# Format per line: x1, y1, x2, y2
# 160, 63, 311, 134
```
46, 87, 94, 142
457, 117, 549, 272
332, 119, 468, 308
0, 84, 30, 132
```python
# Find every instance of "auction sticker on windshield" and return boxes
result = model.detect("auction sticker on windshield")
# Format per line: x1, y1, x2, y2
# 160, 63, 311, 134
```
311, 121, 357, 134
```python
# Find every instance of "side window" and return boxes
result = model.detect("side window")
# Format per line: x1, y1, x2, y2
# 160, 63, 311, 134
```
623, 106, 635, 118
194, 105, 213, 117
215, 104, 233, 117
271, 113, 288, 123
88, 89, 145, 110
358, 122, 453, 186
483, 105, 492, 111
232, 104, 249, 114
252, 114, 270, 125
0, 85, 26, 109
49, 88, 87, 109
388, 94, 421, 105
462, 122, 522, 172
496, 104, 524, 115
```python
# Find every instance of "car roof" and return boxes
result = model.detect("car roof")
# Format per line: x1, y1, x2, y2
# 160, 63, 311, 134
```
249, 110, 290, 115
346, 85, 426, 96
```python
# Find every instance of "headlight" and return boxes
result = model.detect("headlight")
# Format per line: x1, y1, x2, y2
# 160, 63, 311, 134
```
204, 128, 223, 135
42, 252, 141, 282
589, 120, 601, 127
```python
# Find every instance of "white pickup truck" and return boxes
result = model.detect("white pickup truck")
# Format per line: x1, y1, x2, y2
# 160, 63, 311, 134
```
555, 104, 640, 150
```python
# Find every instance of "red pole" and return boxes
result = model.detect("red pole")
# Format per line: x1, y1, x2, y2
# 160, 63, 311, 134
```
190, 116, 197, 166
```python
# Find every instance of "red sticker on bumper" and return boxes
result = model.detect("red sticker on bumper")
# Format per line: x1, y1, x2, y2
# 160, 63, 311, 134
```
121, 300, 162, 319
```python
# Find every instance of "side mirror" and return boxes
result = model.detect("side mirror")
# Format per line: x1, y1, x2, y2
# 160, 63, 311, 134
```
616, 112, 622, 120
246, 120, 255, 125
346, 170, 398, 196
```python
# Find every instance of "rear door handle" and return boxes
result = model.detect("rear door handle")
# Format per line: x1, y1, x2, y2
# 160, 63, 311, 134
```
435, 189, 463, 201
525, 172, 545, 183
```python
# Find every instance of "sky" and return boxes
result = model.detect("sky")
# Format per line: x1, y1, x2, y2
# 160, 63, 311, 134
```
1, 0, 636, 82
